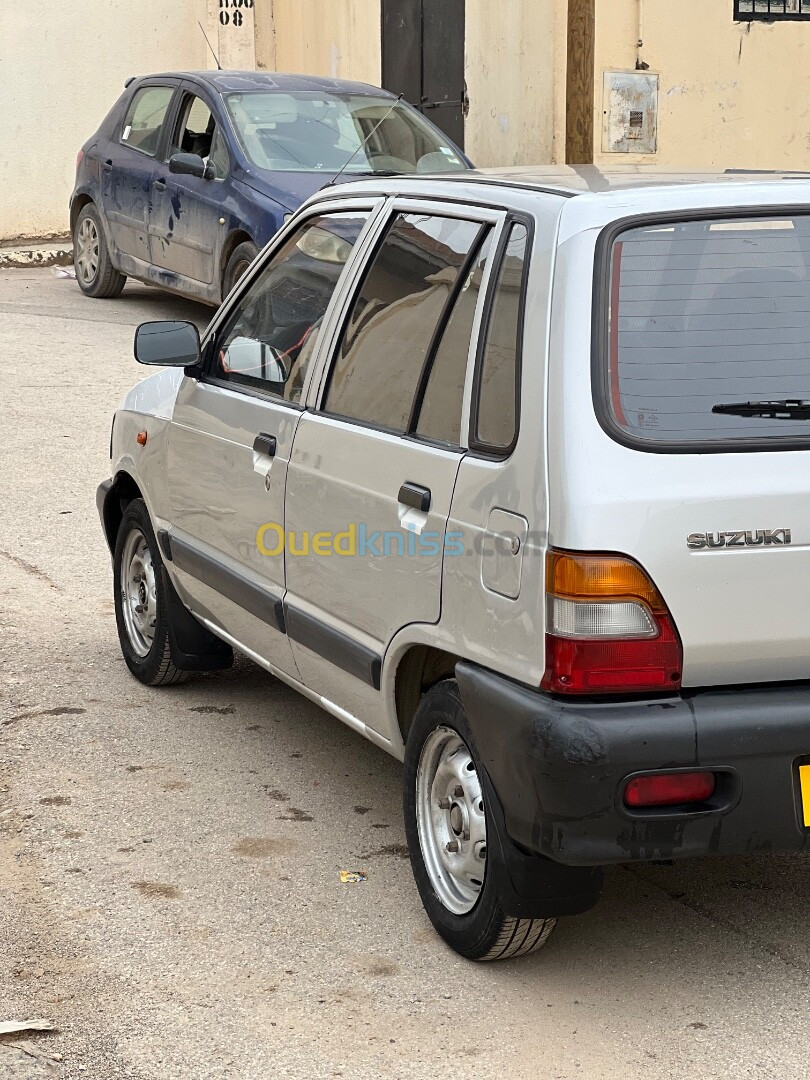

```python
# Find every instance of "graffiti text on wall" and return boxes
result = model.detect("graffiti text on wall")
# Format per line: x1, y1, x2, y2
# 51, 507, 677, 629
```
220, 0, 254, 27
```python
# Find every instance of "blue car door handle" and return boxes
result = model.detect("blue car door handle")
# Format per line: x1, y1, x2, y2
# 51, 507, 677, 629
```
154, 178, 167, 191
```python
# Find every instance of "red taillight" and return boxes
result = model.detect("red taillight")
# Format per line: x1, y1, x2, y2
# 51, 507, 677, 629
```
543, 615, 682, 693
624, 771, 716, 809
76, 149, 85, 173
542, 550, 683, 695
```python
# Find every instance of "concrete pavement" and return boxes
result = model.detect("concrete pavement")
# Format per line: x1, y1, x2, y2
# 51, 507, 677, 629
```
0, 269, 807, 1080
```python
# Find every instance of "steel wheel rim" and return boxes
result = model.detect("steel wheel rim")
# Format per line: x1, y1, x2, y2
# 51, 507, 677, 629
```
75, 217, 99, 284
416, 726, 487, 915
120, 529, 157, 658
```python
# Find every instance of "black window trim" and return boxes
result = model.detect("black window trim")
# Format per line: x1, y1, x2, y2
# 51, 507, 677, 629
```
202, 207, 375, 408
118, 80, 180, 161
592, 204, 810, 455
734, 1, 810, 21
318, 208, 493, 445
467, 212, 534, 459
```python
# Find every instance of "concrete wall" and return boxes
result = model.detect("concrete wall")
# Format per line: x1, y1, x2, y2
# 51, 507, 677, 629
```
592, 0, 810, 169
0, 0, 210, 241
255, 0, 381, 83
465, 0, 561, 166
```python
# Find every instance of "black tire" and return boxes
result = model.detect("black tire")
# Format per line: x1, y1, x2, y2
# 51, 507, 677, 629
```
73, 203, 126, 299
403, 680, 557, 961
223, 240, 259, 297
113, 499, 189, 686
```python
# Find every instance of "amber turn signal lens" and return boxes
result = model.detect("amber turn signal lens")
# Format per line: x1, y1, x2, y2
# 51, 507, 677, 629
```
546, 550, 666, 612
136, 431, 148, 446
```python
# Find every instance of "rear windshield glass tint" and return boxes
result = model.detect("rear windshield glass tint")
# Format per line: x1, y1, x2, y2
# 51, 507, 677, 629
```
603, 215, 810, 446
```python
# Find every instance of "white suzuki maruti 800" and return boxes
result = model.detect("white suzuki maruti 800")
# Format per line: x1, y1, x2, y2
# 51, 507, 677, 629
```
99, 168, 810, 960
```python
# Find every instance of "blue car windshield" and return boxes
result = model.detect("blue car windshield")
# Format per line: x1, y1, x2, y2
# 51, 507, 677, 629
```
223, 91, 466, 175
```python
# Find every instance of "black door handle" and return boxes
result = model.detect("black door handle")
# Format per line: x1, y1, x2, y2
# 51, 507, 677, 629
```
253, 433, 277, 457
153, 178, 167, 191
103, 160, 113, 172
398, 482, 431, 512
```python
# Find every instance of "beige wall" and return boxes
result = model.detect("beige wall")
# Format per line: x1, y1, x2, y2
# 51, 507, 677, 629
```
256, 0, 381, 83
465, 0, 562, 166
0, 0, 210, 240
592, 0, 810, 169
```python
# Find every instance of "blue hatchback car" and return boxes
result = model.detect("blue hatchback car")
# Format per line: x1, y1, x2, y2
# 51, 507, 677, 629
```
70, 71, 470, 306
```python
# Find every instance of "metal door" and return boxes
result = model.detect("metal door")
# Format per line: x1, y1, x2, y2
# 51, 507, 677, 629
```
382, 0, 467, 149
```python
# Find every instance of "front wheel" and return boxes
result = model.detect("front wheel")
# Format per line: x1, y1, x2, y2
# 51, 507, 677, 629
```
403, 680, 557, 961
113, 499, 188, 686
223, 240, 259, 297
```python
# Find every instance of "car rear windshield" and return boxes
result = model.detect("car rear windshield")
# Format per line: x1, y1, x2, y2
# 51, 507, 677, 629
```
224, 91, 466, 175
601, 214, 810, 448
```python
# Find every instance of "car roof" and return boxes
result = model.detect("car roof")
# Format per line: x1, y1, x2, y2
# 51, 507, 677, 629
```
139, 69, 396, 98
468, 165, 810, 197
315, 166, 810, 213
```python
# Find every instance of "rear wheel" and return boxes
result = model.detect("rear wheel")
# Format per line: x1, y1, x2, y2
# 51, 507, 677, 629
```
403, 680, 557, 960
73, 204, 126, 299
223, 241, 259, 297
113, 500, 188, 686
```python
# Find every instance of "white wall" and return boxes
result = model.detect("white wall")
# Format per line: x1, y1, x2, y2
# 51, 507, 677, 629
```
465, 0, 561, 167
0, 0, 209, 240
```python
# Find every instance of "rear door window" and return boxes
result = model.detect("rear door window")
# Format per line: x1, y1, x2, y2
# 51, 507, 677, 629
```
121, 86, 175, 157
601, 214, 810, 448
323, 213, 486, 434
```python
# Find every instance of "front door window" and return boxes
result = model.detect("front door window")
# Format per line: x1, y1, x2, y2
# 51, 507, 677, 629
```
214, 213, 370, 403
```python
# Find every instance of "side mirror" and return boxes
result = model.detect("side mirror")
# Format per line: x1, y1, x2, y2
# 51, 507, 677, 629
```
135, 321, 201, 371
169, 152, 216, 181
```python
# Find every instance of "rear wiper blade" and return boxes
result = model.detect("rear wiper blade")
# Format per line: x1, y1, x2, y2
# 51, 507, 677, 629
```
712, 399, 810, 419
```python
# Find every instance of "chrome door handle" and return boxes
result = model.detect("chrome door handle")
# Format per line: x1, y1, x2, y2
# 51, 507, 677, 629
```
398, 483, 431, 512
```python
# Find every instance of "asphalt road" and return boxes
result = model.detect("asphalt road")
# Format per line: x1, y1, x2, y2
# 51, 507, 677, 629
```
1, 268, 808, 1080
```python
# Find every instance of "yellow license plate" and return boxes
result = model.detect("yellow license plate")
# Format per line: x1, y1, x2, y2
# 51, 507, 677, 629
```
801, 765, 810, 828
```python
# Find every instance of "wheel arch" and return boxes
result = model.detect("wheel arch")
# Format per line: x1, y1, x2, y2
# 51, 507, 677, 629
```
394, 644, 462, 745
219, 229, 255, 299
70, 194, 94, 234
100, 470, 143, 553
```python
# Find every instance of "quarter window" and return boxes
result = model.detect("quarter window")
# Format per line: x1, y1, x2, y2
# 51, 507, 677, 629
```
121, 86, 175, 157
324, 213, 483, 432
474, 222, 529, 451
215, 213, 369, 403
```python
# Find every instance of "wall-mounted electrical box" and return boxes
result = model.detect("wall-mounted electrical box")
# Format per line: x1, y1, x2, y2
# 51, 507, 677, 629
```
602, 71, 658, 154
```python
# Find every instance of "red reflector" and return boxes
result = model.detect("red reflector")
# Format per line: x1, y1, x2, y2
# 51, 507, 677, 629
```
624, 771, 716, 809
541, 615, 682, 695
76, 148, 85, 173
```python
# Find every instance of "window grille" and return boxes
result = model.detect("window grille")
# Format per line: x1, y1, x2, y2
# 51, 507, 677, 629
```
735, 0, 810, 20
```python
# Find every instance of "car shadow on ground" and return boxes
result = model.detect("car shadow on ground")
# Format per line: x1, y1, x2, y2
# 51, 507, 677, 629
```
166, 653, 810, 981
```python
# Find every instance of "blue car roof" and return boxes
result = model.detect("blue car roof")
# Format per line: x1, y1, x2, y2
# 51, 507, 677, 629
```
142, 70, 396, 98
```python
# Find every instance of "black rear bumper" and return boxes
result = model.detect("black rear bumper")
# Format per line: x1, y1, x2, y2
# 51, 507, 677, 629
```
456, 662, 810, 867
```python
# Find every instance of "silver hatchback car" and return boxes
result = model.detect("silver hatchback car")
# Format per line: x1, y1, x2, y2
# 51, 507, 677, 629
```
99, 168, 810, 960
